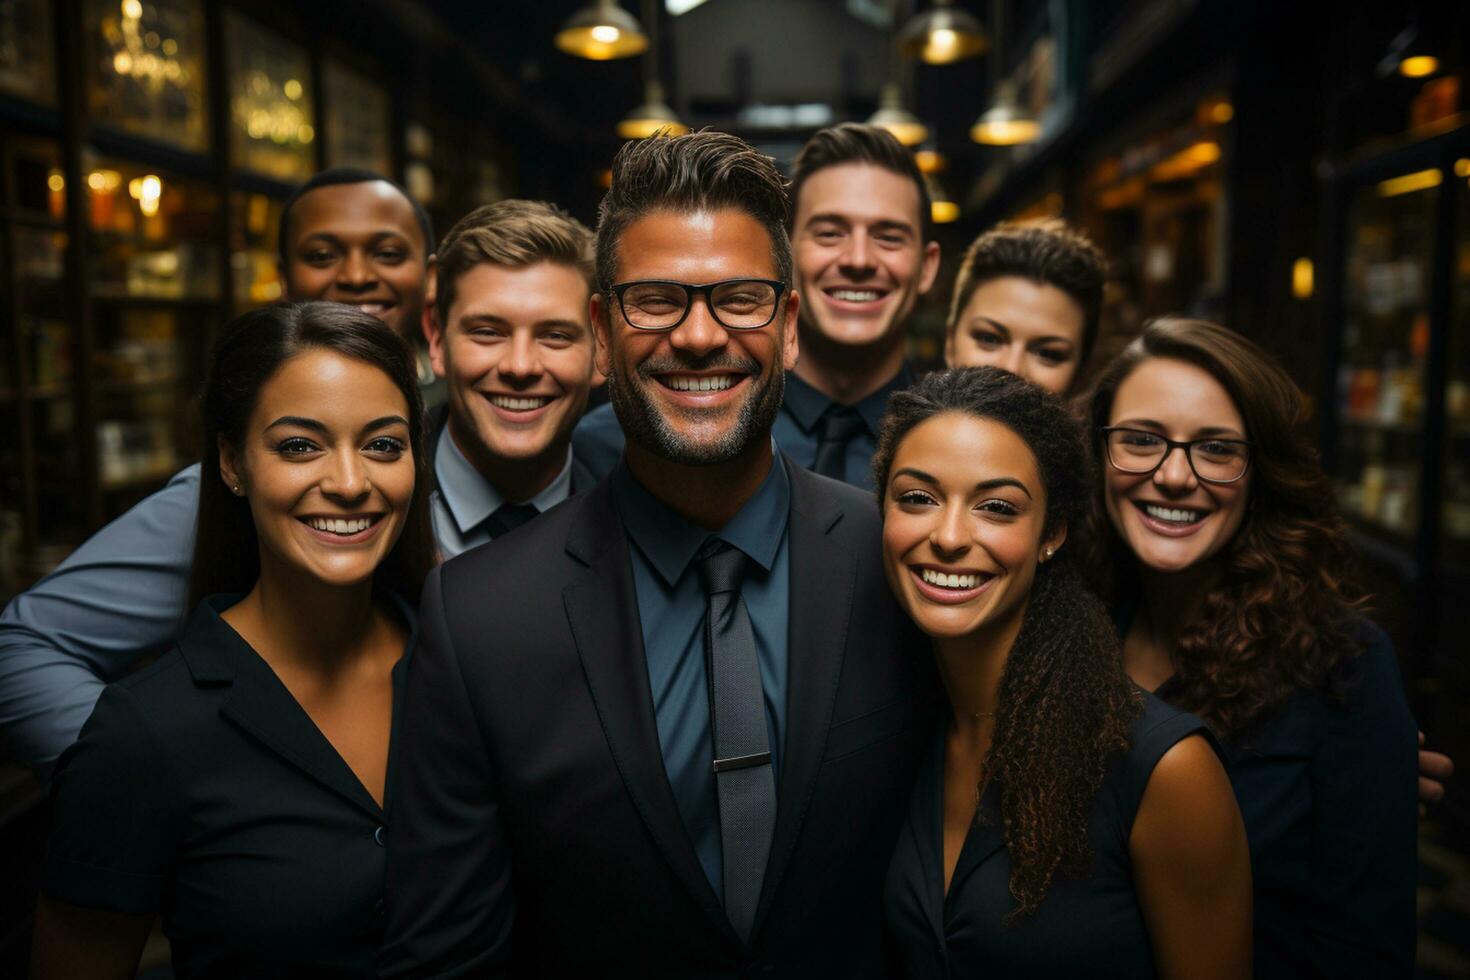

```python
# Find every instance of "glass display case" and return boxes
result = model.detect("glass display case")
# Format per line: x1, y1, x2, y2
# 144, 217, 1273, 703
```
1442, 167, 1470, 570
85, 152, 220, 504
229, 190, 283, 310
1331, 171, 1439, 540
324, 60, 392, 174
0, 135, 82, 589
223, 9, 316, 182
84, 0, 209, 153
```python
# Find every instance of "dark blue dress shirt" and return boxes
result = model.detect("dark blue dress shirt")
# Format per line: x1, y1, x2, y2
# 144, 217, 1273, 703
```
773, 363, 915, 490
573, 363, 916, 490
611, 447, 791, 898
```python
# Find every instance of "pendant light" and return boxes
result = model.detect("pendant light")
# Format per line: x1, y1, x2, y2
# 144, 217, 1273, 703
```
617, 0, 689, 138
898, 0, 987, 65
969, 0, 1038, 146
555, 0, 649, 61
868, 82, 929, 147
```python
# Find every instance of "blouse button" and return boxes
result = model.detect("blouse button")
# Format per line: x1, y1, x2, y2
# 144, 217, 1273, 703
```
374, 826, 388, 846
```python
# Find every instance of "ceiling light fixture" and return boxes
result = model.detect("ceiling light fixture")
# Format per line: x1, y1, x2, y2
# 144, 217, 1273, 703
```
898, 0, 987, 65
969, 0, 1038, 146
868, 82, 928, 147
555, 0, 649, 61
616, 0, 689, 139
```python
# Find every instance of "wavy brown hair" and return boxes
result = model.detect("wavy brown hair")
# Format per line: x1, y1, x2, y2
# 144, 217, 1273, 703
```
1079, 317, 1366, 739
874, 367, 1142, 918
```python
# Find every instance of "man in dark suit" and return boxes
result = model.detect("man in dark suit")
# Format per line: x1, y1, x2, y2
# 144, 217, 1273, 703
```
423, 200, 601, 556
381, 131, 935, 978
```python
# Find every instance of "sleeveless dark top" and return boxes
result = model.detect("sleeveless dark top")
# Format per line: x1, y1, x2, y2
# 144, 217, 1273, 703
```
883, 692, 1209, 979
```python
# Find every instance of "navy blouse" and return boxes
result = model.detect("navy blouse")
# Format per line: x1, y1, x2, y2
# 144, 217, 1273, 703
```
43, 594, 415, 979
1152, 622, 1418, 978
884, 693, 1209, 979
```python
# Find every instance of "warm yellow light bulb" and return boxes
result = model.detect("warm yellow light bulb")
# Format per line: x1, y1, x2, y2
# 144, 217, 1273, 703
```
1399, 55, 1439, 78
931, 200, 960, 224
925, 28, 959, 61
590, 25, 621, 43
47, 171, 65, 193
1291, 258, 1313, 299
121, 0, 142, 19
284, 79, 303, 100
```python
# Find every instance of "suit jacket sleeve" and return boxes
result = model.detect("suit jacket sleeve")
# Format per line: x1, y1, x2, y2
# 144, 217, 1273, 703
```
380, 565, 515, 978
1307, 625, 1418, 975
0, 465, 197, 773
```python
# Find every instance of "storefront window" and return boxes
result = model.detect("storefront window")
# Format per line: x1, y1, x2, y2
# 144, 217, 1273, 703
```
0, 0, 57, 106
224, 10, 316, 182
324, 61, 392, 174
85, 0, 209, 153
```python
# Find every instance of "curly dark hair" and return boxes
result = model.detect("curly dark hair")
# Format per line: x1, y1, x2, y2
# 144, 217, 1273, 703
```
874, 367, 1142, 918
1079, 317, 1367, 739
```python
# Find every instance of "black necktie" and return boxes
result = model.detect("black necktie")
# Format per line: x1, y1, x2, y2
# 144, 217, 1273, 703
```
811, 405, 865, 481
698, 540, 776, 942
480, 502, 539, 539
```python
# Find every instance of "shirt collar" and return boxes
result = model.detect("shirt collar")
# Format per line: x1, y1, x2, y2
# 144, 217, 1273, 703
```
433, 427, 574, 535
612, 441, 791, 589
782, 361, 916, 435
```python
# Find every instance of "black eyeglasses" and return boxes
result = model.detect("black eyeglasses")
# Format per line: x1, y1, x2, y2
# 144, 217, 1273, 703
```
1101, 427, 1252, 485
610, 278, 786, 332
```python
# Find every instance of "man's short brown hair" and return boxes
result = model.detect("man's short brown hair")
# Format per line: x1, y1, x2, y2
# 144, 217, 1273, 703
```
789, 123, 933, 242
947, 218, 1108, 364
435, 199, 594, 324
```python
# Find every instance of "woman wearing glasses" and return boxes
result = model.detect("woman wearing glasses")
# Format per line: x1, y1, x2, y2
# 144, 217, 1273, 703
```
1080, 317, 1418, 978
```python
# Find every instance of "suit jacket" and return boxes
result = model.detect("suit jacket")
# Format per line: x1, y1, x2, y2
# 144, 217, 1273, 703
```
381, 458, 938, 978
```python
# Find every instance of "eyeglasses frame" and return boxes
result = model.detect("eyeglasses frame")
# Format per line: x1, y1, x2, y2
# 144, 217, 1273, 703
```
610, 277, 788, 332
1100, 426, 1253, 485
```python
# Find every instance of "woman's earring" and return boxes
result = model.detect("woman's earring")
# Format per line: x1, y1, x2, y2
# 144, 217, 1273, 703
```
232, 484, 243, 496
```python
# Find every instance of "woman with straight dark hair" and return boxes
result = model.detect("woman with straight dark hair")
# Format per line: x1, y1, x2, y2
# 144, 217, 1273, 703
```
876, 367, 1251, 978
33, 301, 436, 978
1080, 316, 1418, 977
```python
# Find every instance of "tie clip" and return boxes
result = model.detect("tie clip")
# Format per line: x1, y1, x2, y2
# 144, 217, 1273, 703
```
712, 751, 772, 773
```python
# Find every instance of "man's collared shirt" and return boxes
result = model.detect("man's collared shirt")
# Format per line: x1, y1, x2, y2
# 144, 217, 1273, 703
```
431, 429, 574, 559
611, 446, 791, 898
773, 362, 915, 490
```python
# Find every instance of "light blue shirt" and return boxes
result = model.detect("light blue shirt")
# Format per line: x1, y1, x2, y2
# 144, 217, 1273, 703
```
0, 434, 574, 771
610, 446, 791, 897
430, 430, 573, 560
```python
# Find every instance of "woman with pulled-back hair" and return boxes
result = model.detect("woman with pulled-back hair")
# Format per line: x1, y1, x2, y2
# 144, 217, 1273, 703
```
876, 366, 1251, 978
33, 301, 435, 978
1080, 317, 1418, 977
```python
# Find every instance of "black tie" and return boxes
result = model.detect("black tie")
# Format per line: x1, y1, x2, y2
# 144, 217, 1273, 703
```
811, 405, 865, 481
480, 502, 539, 539
698, 540, 776, 942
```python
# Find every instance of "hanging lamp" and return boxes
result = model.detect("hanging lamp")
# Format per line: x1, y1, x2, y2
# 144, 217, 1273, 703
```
617, 0, 689, 138
969, 0, 1038, 145
555, 0, 649, 61
868, 82, 929, 147
898, 0, 987, 65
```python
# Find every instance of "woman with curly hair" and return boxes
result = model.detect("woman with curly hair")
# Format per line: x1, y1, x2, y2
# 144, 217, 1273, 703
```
1081, 317, 1418, 977
876, 367, 1250, 978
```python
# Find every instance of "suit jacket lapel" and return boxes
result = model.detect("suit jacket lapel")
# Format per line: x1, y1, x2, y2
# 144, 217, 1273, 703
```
192, 615, 384, 822
561, 482, 736, 942
754, 462, 856, 931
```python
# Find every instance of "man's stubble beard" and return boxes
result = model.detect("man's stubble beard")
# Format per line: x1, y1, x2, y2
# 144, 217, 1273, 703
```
607, 347, 785, 466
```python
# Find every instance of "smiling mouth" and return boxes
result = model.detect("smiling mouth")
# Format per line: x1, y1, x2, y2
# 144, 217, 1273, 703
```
299, 515, 382, 536
920, 568, 986, 590
659, 373, 743, 393
488, 394, 555, 412
823, 287, 888, 303
909, 565, 995, 604
1135, 501, 1207, 526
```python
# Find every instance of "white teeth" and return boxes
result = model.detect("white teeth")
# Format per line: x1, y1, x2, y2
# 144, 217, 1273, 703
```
490, 395, 552, 411
307, 517, 374, 535
351, 303, 387, 315
830, 289, 882, 302
920, 569, 982, 590
666, 375, 736, 392
1144, 505, 1202, 524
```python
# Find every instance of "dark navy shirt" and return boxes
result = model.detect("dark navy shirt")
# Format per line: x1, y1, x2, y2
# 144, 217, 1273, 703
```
611, 448, 791, 897
43, 594, 415, 978
573, 363, 915, 490
773, 363, 915, 490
